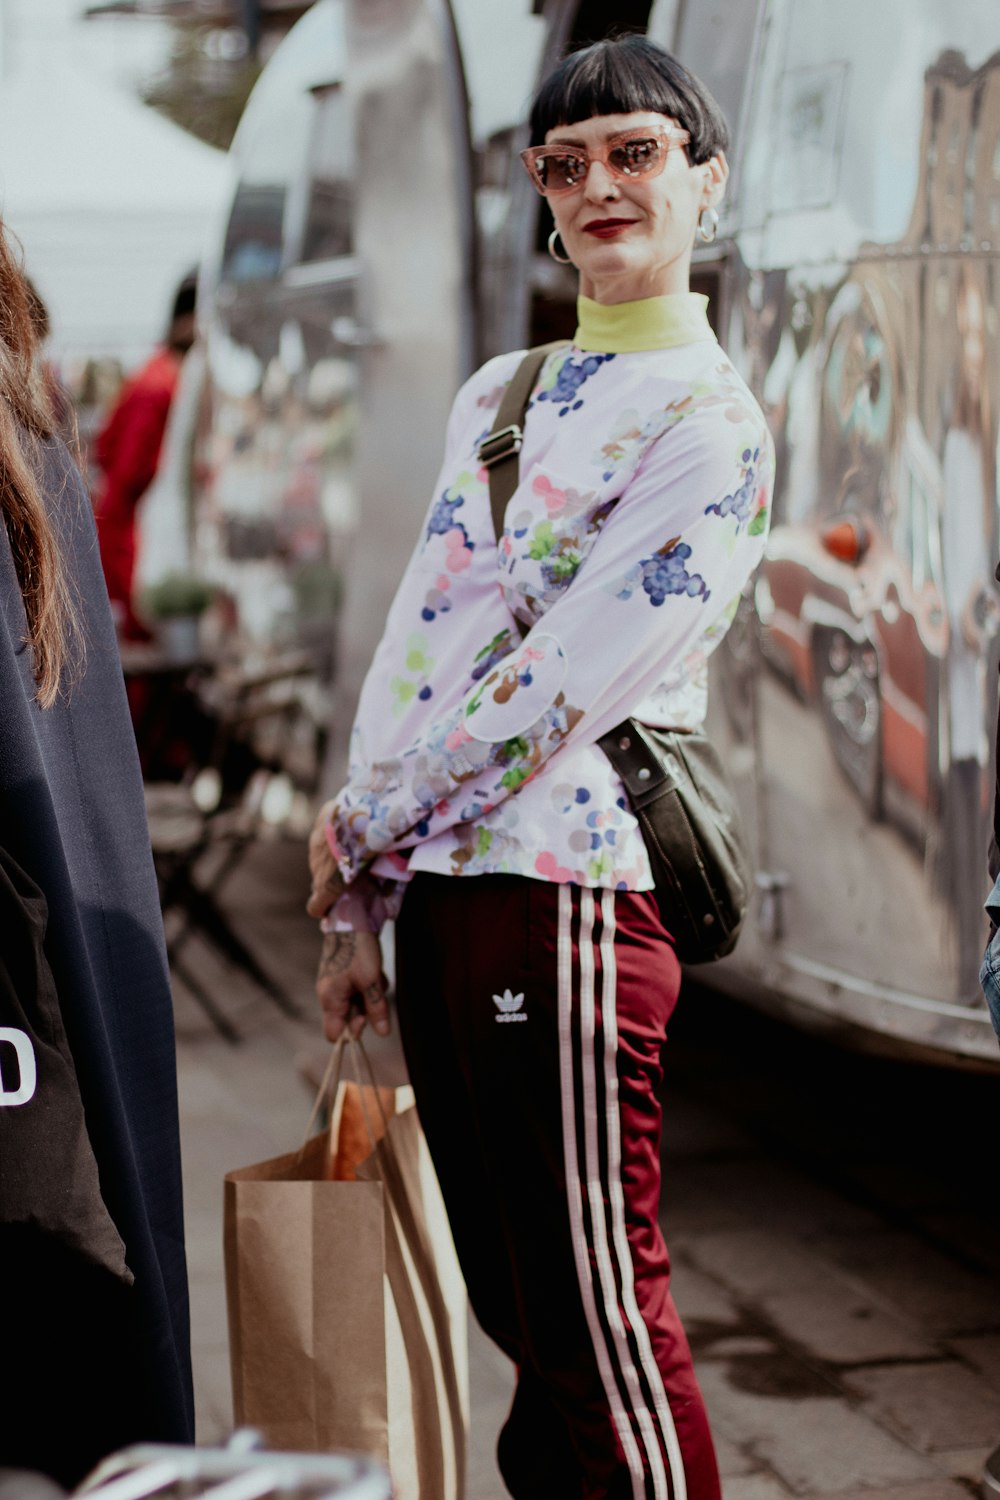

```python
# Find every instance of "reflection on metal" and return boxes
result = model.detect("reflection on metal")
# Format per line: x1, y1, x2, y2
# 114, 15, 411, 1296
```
819, 518, 870, 566
77, 1433, 391, 1499
186, 0, 473, 791
283, 257, 360, 289
755, 870, 790, 944
329, 315, 382, 349
328, 0, 475, 781
984, 1444, 1000, 1496
679, 0, 1000, 1064
190, 0, 357, 750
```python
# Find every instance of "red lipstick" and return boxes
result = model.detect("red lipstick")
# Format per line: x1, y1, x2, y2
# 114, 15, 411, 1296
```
582, 218, 638, 238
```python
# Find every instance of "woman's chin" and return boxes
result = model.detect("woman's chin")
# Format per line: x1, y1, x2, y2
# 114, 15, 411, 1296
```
573, 241, 644, 286
574, 238, 635, 270
576, 251, 660, 302
572, 234, 689, 302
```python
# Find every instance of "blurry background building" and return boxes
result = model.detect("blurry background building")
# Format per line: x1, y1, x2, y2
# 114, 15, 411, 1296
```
84, 1, 314, 147
0, 0, 232, 379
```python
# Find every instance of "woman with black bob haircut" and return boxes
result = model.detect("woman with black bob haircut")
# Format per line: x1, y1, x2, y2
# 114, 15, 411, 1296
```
529, 32, 730, 161
309, 32, 772, 1500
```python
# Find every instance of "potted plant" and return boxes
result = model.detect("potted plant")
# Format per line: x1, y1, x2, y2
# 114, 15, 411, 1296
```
139, 571, 216, 660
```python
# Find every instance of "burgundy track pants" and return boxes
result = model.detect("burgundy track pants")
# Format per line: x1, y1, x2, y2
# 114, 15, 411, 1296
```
394, 873, 720, 1500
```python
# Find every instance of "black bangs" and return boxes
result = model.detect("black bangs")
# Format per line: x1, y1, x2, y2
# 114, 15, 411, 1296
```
528, 35, 729, 163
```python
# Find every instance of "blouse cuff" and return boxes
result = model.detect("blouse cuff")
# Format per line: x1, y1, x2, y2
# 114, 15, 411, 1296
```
320, 872, 401, 937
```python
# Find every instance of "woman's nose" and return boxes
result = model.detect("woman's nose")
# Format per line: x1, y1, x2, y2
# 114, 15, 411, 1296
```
583, 159, 619, 199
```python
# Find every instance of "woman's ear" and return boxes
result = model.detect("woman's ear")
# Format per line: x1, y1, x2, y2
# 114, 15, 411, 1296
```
702, 151, 729, 208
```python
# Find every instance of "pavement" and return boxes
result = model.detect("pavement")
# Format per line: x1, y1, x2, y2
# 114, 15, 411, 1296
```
172, 834, 1000, 1499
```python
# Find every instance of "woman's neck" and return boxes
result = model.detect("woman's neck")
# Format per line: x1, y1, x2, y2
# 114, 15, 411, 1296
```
578, 252, 693, 304
574, 293, 715, 354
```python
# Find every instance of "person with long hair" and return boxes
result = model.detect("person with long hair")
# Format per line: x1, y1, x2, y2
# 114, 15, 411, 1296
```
0, 222, 193, 1486
308, 35, 772, 1499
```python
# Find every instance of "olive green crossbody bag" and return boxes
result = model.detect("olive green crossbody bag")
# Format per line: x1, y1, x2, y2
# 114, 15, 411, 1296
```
477, 344, 751, 964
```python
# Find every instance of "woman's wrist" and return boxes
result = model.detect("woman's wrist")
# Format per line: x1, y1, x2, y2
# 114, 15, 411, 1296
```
319, 871, 386, 935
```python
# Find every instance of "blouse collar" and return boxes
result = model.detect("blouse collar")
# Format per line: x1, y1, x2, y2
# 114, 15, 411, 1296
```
574, 293, 715, 353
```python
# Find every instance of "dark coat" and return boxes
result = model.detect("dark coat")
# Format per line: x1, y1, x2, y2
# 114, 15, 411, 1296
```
0, 440, 193, 1483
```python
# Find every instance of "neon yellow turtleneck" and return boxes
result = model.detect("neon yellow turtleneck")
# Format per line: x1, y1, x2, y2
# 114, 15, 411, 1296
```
574, 293, 715, 354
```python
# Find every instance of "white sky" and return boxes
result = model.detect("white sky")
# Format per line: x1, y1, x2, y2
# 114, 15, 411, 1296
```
448, 0, 544, 142
0, 0, 227, 365
0, 0, 174, 89
0, 0, 548, 140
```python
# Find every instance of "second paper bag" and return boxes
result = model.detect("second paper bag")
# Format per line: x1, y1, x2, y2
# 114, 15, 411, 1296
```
224, 1076, 469, 1500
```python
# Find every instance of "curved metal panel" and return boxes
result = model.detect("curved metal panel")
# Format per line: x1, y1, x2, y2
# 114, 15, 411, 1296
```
328, 0, 477, 780
191, 0, 356, 707
705, 0, 1000, 1063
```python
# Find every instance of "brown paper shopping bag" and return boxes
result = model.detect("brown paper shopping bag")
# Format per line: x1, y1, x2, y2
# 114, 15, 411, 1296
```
224, 1042, 468, 1500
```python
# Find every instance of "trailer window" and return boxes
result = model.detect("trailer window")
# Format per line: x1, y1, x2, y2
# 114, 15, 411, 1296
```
221, 185, 287, 283
298, 84, 353, 264
219, 0, 345, 283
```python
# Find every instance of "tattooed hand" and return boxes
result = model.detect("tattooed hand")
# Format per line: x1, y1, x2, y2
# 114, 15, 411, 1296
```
316, 928, 390, 1041
306, 798, 345, 919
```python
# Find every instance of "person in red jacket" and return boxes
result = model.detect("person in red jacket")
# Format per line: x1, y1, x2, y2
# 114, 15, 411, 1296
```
94, 273, 197, 640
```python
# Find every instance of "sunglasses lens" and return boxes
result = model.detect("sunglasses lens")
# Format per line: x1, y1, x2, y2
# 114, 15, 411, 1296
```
534, 150, 586, 193
525, 131, 681, 194
607, 136, 666, 177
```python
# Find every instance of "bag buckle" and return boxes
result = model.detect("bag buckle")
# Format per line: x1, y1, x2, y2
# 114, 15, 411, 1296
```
478, 424, 523, 468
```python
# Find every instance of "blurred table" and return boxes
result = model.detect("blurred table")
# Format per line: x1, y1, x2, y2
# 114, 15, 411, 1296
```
119, 641, 214, 781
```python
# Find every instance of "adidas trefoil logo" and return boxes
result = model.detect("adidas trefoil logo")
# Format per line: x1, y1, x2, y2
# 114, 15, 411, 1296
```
493, 988, 528, 1023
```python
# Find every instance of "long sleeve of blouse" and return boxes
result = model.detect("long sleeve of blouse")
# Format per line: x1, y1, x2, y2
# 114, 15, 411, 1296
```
327, 322, 773, 932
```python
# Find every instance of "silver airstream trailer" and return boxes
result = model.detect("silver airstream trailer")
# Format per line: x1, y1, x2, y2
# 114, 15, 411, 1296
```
184, 0, 1000, 1067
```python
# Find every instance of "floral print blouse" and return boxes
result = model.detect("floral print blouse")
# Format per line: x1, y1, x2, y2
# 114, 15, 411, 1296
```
327, 293, 773, 934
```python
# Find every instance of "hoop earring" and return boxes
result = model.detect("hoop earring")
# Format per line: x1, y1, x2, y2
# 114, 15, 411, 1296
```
697, 206, 719, 244
547, 229, 573, 265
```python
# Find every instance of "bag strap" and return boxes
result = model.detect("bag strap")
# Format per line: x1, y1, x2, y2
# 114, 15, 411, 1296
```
479, 341, 667, 796
596, 720, 678, 803
298, 1035, 392, 1168
479, 341, 568, 553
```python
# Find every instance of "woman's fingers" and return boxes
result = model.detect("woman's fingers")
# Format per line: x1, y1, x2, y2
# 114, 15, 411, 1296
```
306, 871, 343, 921
316, 929, 390, 1041
353, 977, 391, 1038
316, 930, 354, 1041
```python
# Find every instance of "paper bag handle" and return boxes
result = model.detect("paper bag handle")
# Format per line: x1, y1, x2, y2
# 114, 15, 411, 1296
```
298, 1036, 392, 1168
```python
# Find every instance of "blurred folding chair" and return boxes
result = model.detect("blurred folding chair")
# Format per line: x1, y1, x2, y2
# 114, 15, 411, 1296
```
145, 652, 322, 1041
